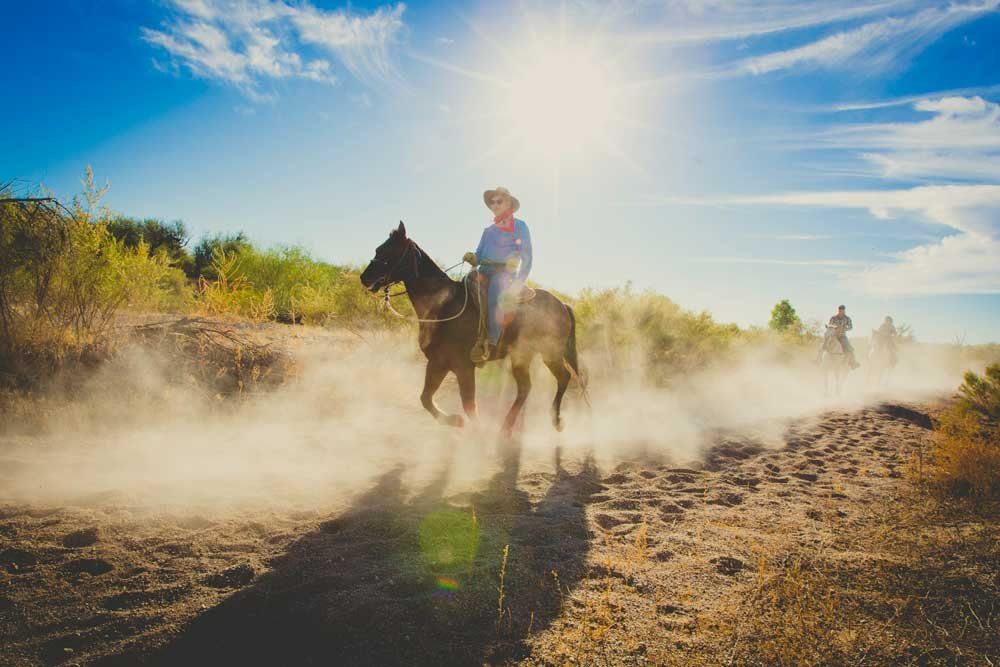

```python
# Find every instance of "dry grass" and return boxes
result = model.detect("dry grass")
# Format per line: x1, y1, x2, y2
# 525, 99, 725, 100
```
924, 364, 1000, 501
703, 494, 999, 667
129, 317, 294, 398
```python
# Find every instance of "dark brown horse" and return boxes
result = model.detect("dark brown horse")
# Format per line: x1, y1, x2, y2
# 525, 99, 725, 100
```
360, 222, 581, 435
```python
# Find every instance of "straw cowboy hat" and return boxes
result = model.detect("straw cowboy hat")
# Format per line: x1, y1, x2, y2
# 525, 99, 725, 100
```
483, 186, 520, 213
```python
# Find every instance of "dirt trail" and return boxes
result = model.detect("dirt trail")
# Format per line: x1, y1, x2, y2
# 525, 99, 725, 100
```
0, 399, 990, 666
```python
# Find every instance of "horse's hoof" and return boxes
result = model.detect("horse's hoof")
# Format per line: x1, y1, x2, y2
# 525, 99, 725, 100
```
441, 414, 464, 428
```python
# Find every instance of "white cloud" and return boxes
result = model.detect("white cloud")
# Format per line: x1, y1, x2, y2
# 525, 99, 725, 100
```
852, 233, 1000, 295
435, 37, 454, 45
290, 3, 405, 85
142, 0, 407, 99
827, 83, 1000, 111
739, 1, 998, 75
701, 185, 1000, 295
822, 96, 1000, 181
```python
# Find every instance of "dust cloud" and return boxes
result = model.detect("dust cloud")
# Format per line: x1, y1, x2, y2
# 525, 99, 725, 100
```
0, 327, 981, 511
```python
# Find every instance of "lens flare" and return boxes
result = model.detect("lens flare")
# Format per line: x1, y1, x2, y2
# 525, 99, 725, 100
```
435, 576, 460, 594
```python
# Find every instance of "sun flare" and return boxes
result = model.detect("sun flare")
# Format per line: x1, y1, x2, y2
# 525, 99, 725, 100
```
503, 47, 617, 157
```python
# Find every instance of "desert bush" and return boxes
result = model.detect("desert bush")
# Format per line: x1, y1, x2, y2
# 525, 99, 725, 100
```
927, 364, 1000, 500
236, 245, 341, 323
107, 216, 192, 274
573, 284, 744, 384
0, 171, 187, 384
191, 232, 252, 279
192, 242, 408, 328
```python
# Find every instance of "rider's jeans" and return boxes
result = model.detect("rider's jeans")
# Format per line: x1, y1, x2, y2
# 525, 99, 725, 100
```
481, 267, 515, 344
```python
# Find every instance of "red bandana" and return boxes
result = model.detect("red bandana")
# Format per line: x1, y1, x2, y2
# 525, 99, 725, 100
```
493, 210, 515, 232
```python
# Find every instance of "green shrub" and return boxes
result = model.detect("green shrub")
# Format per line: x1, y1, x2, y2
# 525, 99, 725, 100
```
928, 364, 1000, 500
0, 171, 187, 384
236, 245, 341, 323
107, 216, 192, 274
192, 232, 252, 279
573, 284, 745, 384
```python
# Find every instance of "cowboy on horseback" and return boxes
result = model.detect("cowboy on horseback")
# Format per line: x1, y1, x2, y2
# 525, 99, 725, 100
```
817, 304, 860, 369
875, 315, 899, 366
463, 186, 533, 363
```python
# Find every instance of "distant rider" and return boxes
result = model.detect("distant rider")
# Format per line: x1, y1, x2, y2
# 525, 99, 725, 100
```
463, 186, 533, 363
876, 315, 899, 366
818, 304, 860, 368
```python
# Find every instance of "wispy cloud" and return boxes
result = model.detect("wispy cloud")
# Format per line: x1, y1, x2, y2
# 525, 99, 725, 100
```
675, 185, 1000, 296
694, 257, 863, 267
141, 0, 406, 99
738, 1, 998, 76
625, 0, 911, 45
820, 96, 1000, 181
290, 3, 405, 87
826, 83, 1000, 111
745, 234, 836, 241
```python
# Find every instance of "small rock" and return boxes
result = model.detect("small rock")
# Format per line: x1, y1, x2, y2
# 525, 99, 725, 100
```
1, 547, 38, 573
62, 527, 99, 548
203, 563, 255, 588
603, 472, 631, 485
593, 513, 627, 530
708, 492, 744, 507
711, 556, 746, 576
63, 558, 114, 576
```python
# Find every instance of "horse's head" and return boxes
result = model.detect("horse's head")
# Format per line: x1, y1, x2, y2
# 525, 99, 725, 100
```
360, 221, 421, 292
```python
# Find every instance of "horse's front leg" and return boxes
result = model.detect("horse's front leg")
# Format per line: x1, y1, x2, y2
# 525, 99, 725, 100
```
421, 361, 463, 428
455, 363, 478, 422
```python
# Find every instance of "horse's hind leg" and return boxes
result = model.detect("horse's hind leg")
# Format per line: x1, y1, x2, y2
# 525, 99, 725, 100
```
544, 357, 570, 432
501, 361, 532, 437
422, 361, 463, 428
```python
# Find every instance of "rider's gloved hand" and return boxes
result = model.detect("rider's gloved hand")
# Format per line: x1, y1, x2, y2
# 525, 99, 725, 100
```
463, 252, 478, 266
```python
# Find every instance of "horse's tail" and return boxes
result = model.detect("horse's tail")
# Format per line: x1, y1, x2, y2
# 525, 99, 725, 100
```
562, 305, 591, 407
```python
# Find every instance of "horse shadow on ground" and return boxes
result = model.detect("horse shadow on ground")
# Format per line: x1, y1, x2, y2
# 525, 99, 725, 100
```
141, 438, 601, 666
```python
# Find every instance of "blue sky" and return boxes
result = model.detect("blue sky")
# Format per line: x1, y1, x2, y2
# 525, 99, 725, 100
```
4, 0, 1000, 343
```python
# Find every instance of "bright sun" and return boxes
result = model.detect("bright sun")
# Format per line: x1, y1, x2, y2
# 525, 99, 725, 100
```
503, 47, 617, 158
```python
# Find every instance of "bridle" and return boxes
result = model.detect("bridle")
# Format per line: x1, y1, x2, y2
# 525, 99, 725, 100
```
369, 239, 422, 292
370, 240, 471, 323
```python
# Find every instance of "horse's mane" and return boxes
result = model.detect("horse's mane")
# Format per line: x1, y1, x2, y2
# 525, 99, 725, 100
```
390, 229, 460, 286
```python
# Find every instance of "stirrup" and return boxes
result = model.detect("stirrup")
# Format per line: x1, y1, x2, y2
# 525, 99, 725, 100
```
470, 339, 493, 363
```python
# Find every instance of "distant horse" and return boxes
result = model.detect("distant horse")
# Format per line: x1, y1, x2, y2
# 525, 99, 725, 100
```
360, 222, 582, 436
820, 325, 851, 396
867, 328, 897, 387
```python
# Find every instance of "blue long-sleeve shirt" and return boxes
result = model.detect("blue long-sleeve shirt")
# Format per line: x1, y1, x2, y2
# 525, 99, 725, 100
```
475, 218, 532, 283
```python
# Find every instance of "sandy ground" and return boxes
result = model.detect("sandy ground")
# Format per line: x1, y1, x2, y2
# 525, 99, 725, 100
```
4, 393, 994, 666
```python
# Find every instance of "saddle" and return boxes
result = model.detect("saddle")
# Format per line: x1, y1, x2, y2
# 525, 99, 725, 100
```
465, 271, 535, 357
